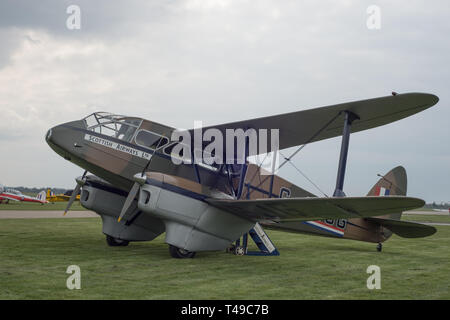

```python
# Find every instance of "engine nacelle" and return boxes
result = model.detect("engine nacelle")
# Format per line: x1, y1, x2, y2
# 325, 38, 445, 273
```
80, 177, 165, 242
137, 181, 255, 252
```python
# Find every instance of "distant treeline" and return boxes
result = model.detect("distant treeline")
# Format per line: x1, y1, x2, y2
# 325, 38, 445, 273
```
424, 202, 450, 209
7, 186, 68, 195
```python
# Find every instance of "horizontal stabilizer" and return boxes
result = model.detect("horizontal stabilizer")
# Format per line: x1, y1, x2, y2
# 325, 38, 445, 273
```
207, 196, 425, 222
367, 217, 436, 238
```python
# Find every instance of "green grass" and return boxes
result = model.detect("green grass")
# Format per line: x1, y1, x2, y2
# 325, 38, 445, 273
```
403, 214, 450, 224
0, 201, 86, 211
0, 218, 449, 300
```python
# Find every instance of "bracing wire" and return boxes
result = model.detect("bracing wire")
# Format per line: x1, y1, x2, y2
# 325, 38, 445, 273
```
279, 151, 328, 197
247, 112, 341, 197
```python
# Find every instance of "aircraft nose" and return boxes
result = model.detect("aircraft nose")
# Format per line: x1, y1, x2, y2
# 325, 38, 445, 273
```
45, 128, 53, 143
46, 120, 86, 161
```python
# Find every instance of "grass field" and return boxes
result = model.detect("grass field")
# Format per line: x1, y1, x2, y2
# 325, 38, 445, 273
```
402, 214, 450, 224
0, 215, 449, 300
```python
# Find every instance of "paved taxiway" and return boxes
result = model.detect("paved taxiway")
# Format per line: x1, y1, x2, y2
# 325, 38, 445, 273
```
404, 211, 449, 216
0, 210, 98, 219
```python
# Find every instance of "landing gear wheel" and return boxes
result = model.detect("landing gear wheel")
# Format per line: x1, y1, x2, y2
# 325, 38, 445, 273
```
169, 245, 196, 259
376, 243, 382, 252
234, 246, 245, 256
106, 235, 129, 247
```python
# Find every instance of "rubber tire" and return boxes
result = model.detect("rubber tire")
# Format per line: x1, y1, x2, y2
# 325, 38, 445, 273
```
169, 245, 196, 258
234, 246, 245, 256
106, 235, 129, 247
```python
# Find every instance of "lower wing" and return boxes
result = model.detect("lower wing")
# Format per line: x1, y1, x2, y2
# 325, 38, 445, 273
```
207, 196, 425, 222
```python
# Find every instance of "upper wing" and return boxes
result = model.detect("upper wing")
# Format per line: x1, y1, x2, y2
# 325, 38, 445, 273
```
207, 196, 425, 222
189, 93, 438, 158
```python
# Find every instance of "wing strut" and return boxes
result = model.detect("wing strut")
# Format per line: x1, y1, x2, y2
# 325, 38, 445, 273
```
246, 112, 341, 199
236, 136, 249, 199
333, 111, 359, 197
222, 135, 250, 199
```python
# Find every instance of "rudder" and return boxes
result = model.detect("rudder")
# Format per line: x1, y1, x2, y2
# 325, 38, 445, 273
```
365, 166, 435, 240
367, 166, 407, 221
37, 190, 46, 202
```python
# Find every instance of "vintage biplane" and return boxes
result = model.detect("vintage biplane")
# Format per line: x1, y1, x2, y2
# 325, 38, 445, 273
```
46, 92, 438, 258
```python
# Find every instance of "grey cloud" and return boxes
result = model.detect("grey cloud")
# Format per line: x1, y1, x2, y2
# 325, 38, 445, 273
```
0, 0, 448, 202
0, 0, 176, 38
0, 28, 23, 68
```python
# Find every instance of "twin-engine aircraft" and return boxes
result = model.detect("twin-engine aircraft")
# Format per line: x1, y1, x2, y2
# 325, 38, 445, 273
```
46, 92, 438, 258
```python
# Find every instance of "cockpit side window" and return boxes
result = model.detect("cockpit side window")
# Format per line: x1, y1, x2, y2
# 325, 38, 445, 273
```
6, 188, 21, 195
83, 113, 142, 142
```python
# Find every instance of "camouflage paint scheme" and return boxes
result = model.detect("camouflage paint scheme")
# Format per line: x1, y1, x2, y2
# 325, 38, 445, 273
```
45, 92, 438, 252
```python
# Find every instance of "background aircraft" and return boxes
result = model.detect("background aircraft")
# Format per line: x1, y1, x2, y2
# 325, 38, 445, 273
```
46, 92, 438, 258
0, 185, 47, 204
43, 189, 80, 203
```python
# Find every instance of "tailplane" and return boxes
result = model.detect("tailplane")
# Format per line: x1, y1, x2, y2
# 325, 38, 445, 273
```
367, 166, 436, 239
366, 166, 407, 220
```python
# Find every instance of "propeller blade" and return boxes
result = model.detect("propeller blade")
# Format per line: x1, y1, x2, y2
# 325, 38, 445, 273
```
63, 183, 81, 216
118, 182, 140, 222
63, 170, 87, 216
118, 140, 163, 221
117, 173, 147, 222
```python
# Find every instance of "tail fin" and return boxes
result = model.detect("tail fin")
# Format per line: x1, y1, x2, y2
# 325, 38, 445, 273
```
367, 166, 407, 221
367, 166, 436, 239
37, 190, 46, 202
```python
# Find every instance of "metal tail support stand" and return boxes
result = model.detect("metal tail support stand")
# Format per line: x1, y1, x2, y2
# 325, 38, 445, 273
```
234, 223, 280, 256
333, 111, 360, 198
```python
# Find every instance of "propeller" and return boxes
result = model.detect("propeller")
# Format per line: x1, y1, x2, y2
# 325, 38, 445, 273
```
63, 170, 87, 216
117, 137, 167, 223
117, 173, 147, 222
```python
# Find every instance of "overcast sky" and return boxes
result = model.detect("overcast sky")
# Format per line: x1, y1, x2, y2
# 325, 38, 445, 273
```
0, 0, 448, 202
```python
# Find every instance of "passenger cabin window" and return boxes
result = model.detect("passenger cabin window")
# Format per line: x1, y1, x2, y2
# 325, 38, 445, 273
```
163, 142, 185, 158
135, 130, 169, 150
163, 142, 220, 172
